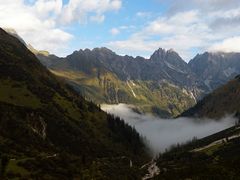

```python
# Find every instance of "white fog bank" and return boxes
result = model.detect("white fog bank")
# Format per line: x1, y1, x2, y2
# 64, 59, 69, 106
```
102, 104, 237, 155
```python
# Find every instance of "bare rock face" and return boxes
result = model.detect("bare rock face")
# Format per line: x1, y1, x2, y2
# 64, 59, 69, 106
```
27, 112, 47, 139
189, 52, 240, 91
148, 48, 195, 86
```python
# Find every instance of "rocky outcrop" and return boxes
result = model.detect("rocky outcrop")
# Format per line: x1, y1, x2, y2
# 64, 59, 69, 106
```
189, 52, 240, 91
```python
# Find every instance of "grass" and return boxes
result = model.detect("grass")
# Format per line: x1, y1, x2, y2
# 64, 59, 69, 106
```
0, 79, 41, 108
202, 143, 224, 156
50, 69, 196, 117
53, 93, 81, 120
6, 158, 31, 177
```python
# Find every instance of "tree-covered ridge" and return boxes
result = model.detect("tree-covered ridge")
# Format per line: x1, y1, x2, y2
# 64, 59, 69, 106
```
0, 28, 149, 179
153, 122, 240, 180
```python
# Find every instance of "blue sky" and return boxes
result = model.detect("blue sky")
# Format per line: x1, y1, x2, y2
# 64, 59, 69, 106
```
1, 0, 240, 61
64, 0, 168, 56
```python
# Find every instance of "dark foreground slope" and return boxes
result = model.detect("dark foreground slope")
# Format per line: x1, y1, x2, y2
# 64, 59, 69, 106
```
0, 28, 148, 179
181, 75, 240, 118
154, 124, 240, 180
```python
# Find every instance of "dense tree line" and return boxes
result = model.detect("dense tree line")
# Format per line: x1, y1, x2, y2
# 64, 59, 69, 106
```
106, 114, 145, 154
0, 153, 9, 178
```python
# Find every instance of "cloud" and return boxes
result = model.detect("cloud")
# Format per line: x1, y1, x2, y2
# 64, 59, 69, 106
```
136, 11, 152, 18
107, 10, 212, 60
209, 36, 240, 52
33, 0, 62, 17
110, 28, 120, 35
90, 14, 105, 23
60, 0, 122, 24
107, 1, 240, 61
0, 0, 122, 55
109, 25, 136, 37
102, 104, 236, 155
165, 0, 240, 14
0, 0, 72, 55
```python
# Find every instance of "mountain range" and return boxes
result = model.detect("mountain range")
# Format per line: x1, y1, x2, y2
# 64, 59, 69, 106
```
5, 29, 240, 118
35, 46, 240, 117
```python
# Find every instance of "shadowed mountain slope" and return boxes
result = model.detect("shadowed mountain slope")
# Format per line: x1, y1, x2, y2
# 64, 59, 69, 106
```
0, 28, 148, 179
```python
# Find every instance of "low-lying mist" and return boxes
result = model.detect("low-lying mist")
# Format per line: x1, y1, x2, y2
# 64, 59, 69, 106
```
102, 104, 236, 155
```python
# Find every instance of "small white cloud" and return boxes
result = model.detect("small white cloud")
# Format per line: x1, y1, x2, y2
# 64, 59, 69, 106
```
136, 11, 152, 18
90, 14, 105, 23
110, 28, 120, 35
209, 36, 240, 52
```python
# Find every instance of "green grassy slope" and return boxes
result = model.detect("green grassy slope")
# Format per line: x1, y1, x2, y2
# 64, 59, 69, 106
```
0, 28, 149, 179
51, 69, 195, 118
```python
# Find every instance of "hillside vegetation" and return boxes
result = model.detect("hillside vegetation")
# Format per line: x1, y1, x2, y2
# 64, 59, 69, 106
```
51, 69, 195, 118
154, 124, 240, 179
0, 28, 149, 179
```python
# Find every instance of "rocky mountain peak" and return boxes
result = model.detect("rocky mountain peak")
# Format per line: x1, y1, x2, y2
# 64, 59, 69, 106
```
150, 48, 183, 62
150, 48, 167, 61
92, 47, 116, 55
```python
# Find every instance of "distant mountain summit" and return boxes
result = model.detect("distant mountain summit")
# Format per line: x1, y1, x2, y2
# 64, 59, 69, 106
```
150, 48, 186, 67
149, 48, 194, 86
189, 52, 240, 91
152, 48, 189, 73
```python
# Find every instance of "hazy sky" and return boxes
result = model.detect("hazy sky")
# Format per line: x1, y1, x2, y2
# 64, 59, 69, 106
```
1, 0, 240, 61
